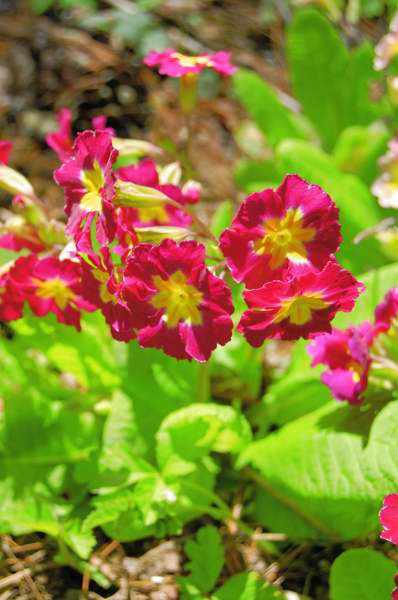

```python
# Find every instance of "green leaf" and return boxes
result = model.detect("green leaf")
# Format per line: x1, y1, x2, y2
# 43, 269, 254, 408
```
233, 70, 304, 148
334, 263, 398, 328
330, 549, 397, 600
347, 42, 383, 125
287, 10, 381, 150
184, 525, 225, 594
0, 387, 99, 489
11, 311, 120, 392
83, 447, 217, 543
210, 200, 234, 238
288, 8, 350, 149
212, 572, 284, 600
242, 400, 398, 541
31, 0, 54, 13
333, 124, 389, 185
257, 340, 331, 432
122, 342, 200, 461
276, 139, 386, 273
156, 403, 252, 470
59, 0, 97, 7
100, 391, 146, 473
0, 479, 95, 559
359, 0, 385, 18
212, 332, 263, 404
234, 159, 281, 193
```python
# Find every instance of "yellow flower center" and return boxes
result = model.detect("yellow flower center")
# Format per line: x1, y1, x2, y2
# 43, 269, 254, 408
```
151, 270, 203, 327
345, 358, 364, 383
273, 293, 329, 326
91, 269, 117, 304
80, 160, 105, 212
253, 208, 315, 269
172, 52, 211, 68
138, 205, 169, 223
33, 277, 76, 310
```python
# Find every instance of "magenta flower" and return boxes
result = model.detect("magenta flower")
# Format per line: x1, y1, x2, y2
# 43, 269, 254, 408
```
238, 261, 363, 345
0, 140, 13, 165
8, 255, 94, 330
47, 109, 115, 162
79, 247, 138, 342
380, 494, 398, 600
380, 494, 398, 545
46, 108, 74, 162
308, 323, 374, 404
122, 239, 234, 361
54, 130, 118, 248
374, 288, 398, 334
220, 175, 342, 289
0, 271, 24, 321
144, 48, 236, 77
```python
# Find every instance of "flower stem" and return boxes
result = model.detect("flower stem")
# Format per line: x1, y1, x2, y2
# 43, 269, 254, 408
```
179, 74, 198, 114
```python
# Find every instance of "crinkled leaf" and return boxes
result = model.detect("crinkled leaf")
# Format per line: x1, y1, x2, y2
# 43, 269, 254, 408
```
242, 400, 398, 541
156, 403, 252, 470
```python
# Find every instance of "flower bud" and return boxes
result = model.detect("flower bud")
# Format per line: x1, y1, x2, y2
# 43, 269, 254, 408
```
0, 165, 34, 197
114, 180, 171, 208
159, 162, 182, 186
112, 138, 162, 158
135, 226, 190, 244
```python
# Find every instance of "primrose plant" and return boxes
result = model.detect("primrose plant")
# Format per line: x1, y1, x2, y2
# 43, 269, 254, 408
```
0, 51, 365, 365
2, 39, 398, 598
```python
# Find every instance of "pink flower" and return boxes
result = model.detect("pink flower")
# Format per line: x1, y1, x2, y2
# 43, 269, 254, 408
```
91, 115, 115, 136
380, 494, 398, 600
8, 255, 94, 330
122, 239, 234, 361
0, 270, 24, 321
79, 248, 138, 342
380, 494, 398, 545
54, 130, 118, 248
0, 140, 13, 165
46, 108, 74, 161
374, 288, 398, 334
308, 323, 374, 404
238, 261, 363, 345
144, 48, 237, 77
47, 109, 116, 162
393, 577, 398, 600
220, 175, 342, 289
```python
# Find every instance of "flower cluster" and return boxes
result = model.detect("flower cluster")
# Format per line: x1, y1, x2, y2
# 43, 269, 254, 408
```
0, 51, 363, 362
220, 175, 363, 346
0, 109, 234, 361
308, 287, 398, 404
0, 116, 362, 361
380, 494, 398, 599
